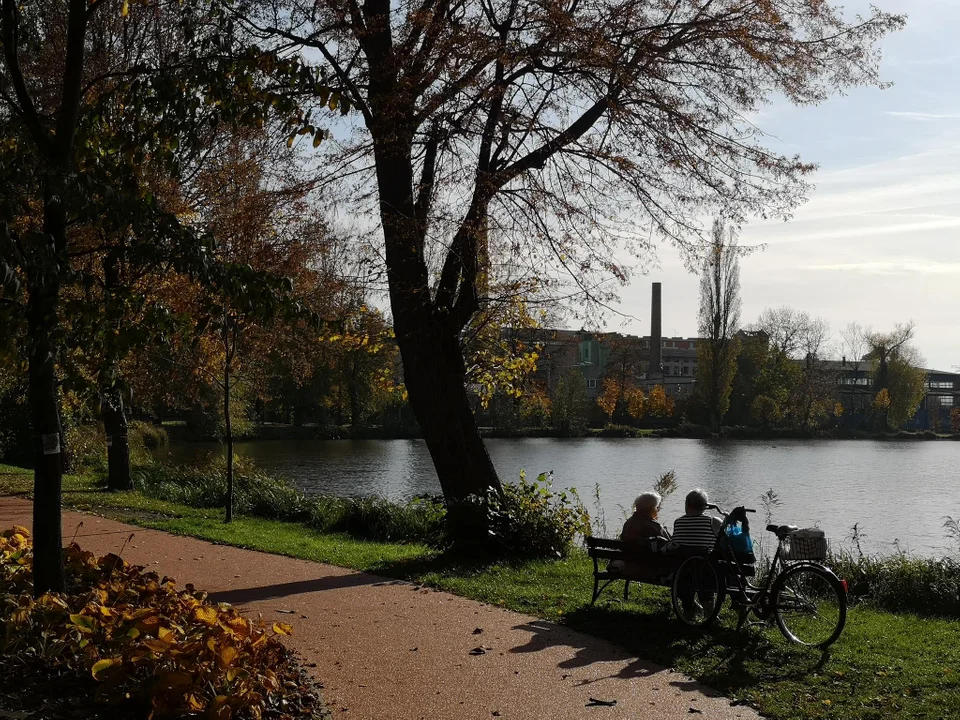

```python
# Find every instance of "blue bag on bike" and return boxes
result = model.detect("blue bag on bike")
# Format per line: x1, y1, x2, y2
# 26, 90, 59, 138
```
725, 522, 754, 559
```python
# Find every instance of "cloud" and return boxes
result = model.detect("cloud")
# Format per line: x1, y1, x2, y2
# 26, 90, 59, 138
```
799, 259, 960, 276
884, 111, 960, 121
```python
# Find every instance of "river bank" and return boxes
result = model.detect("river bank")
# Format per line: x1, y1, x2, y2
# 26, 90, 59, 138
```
159, 419, 960, 443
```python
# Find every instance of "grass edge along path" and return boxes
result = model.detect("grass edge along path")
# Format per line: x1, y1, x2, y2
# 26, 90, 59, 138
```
2, 467, 959, 720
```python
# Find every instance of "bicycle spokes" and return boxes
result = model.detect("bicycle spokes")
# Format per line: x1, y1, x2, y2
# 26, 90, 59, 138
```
773, 567, 846, 647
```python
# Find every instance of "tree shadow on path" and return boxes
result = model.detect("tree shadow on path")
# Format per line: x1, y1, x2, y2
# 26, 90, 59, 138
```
209, 573, 378, 604
510, 620, 659, 683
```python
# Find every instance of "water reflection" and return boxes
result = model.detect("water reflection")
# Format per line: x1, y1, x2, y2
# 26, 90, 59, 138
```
154, 437, 960, 556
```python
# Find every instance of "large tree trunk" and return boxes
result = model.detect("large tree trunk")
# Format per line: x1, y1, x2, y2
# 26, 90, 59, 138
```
28, 197, 66, 595
102, 388, 132, 491
372, 129, 502, 504
395, 315, 499, 502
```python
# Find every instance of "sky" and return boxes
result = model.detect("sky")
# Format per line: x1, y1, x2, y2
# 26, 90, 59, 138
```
608, 0, 960, 372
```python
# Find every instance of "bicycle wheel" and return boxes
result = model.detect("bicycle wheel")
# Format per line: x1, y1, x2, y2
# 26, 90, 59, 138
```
672, 556, 725, 628
772, 565, 847, 647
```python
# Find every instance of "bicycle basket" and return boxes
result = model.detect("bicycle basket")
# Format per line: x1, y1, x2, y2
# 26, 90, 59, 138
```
782, 532, 828, 561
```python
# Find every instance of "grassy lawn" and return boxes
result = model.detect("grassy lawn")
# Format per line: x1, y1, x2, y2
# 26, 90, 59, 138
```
2, 465, 958, 720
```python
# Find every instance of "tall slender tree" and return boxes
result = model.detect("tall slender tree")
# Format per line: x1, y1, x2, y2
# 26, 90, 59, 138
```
697, 220, 742, 433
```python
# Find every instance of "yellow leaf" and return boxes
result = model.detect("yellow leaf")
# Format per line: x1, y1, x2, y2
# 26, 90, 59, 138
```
121, 0, 129, 16
91, 657, 120, 680
143, 638, 170, 653
192, 606, 219, 626
220, 645, 239, 667
157, 626, 175, 643
272, 622, 293, 636
224, 615, 250, 637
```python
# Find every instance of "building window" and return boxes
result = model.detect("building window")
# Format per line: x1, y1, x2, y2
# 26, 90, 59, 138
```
681, 366, 688, 376
841, 377, 870, 386
939, 396, 955, 407
928, 381, 954, 390
587, 378, 598, 389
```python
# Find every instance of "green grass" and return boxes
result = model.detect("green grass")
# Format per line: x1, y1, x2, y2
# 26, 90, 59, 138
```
2, 471, 960, 719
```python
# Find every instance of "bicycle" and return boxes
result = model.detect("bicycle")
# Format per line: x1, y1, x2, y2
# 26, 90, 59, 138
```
670, 504, 848, 648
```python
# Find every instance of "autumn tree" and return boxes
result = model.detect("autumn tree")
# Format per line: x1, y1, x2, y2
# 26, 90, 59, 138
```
866, 324, 926, 429
697, 220, 742, 432
596, 335, 644, 424
646, 385, 675, 419
626, 387, 647, 423
233, 0, 903, 505
753, 306, 835, 428
551, 369, 588, 437
0, 0, 326, 590
596, 378, 620, 423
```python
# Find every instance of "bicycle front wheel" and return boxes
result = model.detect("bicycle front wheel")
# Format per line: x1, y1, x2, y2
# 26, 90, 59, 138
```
672, 555, 725, 628
772, 565, 847, 647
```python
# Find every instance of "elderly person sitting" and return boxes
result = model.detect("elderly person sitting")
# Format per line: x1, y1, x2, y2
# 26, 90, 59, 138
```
672, 488, 722, 618
672, 489, 722, 549
621, 491, 671, 543
608, 491, 672, 582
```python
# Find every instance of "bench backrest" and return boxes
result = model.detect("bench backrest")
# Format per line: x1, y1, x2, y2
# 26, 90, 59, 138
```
586, 536, 663, 560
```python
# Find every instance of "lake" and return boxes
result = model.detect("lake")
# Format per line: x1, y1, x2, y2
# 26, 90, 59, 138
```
154, 437, 960, 556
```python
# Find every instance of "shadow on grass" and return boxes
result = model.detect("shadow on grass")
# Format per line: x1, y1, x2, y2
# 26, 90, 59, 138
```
365, 550, 496, 580
558, 603, 833, 695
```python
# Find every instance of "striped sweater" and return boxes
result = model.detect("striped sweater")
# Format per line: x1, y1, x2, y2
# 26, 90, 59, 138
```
672, 514, 721, 549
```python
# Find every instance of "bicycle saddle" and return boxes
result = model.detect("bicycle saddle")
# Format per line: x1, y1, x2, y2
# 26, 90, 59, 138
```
766, 524, 799, 537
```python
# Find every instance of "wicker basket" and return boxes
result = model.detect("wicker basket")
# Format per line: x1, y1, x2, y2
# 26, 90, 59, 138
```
783, 533, 828, 561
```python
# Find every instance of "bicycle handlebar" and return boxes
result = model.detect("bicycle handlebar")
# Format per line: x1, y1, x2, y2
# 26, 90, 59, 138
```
706, 504, 756, 516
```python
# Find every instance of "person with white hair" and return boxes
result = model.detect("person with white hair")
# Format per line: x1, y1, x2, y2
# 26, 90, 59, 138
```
620, 491, 671, 543
672, 488, 722, 549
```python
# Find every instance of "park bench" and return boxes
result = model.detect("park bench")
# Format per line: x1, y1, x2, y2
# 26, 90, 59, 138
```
585, 536, 686, 604
586, 536, 756, 605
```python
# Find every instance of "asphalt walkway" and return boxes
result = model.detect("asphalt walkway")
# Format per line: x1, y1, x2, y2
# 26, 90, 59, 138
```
0, 497, 761, 720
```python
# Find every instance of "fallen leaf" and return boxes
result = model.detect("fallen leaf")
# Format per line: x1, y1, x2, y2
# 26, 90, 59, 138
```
586, 698, 617, 707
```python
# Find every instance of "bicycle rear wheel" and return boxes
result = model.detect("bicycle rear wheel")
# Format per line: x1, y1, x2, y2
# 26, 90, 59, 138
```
672, 556, 725, 628
772, 565, 847, 647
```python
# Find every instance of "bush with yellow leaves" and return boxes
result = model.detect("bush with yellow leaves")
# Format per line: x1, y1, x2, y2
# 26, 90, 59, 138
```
0, 527, 323, 719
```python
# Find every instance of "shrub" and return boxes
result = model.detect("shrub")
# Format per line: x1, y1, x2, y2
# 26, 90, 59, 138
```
0, 527, 324, 719
135, 460, 446, 545
137, 457, 589, 558
63, 423, 106, 474
134, 459, 314, 522
129, 421, 168, 450
308, 495, 447, 545
829, 549, 960, 617
479, 471, 590, 558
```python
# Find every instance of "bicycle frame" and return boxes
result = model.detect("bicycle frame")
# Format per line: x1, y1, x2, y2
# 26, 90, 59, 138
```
708, 504, 829, 621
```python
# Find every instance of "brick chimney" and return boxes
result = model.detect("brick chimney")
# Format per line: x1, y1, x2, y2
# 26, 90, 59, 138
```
650, 282, 662, 378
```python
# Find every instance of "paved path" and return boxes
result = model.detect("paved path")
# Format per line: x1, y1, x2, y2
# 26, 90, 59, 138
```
0, 497, 761, 720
